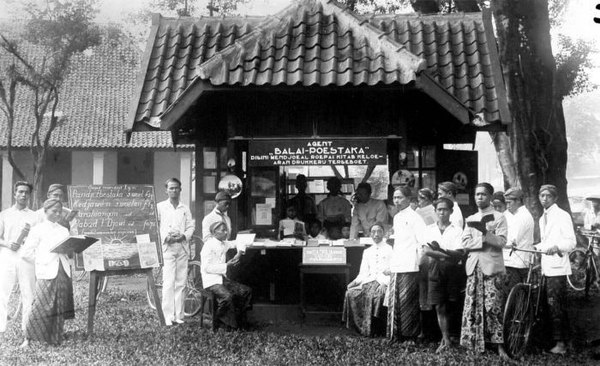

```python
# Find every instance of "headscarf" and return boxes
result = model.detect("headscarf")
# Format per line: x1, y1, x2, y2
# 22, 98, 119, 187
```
209, 221, 227, 235
43, 198, 62, 211
215, 191, 232, 202
47, 183, 65, 195
492, 191, 506, 204
438, 181, 457, 196
504, 188, 524, 201
539, 184, 558, 197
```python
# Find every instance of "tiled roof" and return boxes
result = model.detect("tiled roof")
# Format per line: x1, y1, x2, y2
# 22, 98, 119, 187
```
371, 12, 504, 123
0, 27, 188, 149
129, 0, 509, 131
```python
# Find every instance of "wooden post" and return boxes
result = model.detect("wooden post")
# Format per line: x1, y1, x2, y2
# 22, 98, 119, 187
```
146, 269, 166, 326
87, 270, 98, 335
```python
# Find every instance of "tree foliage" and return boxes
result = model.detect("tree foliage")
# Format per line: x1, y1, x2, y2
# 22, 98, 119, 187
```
0, 0, 102, 207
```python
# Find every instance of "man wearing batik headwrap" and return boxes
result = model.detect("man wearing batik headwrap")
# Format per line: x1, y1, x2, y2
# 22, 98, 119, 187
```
535, 184, 576, 355
20, 198, 73, 346
460, 182, 509, 360
200, 221, 252, 330
35, 184, 78, 234
0, 181, 37, 333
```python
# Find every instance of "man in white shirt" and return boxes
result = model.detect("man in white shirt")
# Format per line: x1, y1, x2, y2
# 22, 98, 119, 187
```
202, 191, 232, 242
387, 186, 427, 342
350, 183, 388, 239
0, 181, 38, 333
423, 198, 464, 353
502, 188, 534, 293
437, 182, 464, 229
536, 184, 576, 355
156, 178, 195, 326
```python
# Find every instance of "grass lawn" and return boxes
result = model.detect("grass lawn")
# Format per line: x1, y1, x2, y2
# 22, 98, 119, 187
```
1, 278, 599, 365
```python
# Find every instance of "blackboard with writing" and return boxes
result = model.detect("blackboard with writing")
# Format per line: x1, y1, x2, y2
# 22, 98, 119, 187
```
68, 185, 162, 271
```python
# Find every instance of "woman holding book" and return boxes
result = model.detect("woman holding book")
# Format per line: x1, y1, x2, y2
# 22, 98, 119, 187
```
19, 198, 73, 347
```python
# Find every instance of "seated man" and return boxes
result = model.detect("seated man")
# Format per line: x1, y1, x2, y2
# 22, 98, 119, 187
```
342, 222, 392, 337
200, 221, 252, 329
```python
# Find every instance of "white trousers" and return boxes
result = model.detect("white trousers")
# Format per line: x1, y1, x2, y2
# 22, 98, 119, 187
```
0, 249, 36, 332
161, 242, 188, 322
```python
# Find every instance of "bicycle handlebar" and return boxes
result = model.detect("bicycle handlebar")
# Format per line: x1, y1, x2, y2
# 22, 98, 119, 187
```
509, 246, 563, 257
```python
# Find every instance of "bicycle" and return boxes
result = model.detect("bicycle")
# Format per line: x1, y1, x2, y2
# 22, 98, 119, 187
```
567, 229, 600, 296
503, 247, 546, 360
146, 260, 203, 318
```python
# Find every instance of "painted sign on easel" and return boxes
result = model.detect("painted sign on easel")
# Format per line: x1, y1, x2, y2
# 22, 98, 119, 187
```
67, 185, 162, 271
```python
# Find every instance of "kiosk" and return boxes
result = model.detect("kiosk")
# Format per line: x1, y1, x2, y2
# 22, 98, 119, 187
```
126, 0, 511, 318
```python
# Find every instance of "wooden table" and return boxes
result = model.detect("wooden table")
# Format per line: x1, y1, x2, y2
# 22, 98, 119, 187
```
298, 263, 351, 317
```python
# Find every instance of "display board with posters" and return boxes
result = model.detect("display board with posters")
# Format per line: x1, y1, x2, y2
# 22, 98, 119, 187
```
68, 185, 162, 271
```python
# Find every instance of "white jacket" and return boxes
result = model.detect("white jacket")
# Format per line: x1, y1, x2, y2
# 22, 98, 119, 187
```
537, 204, 576, 276
21, 220, 71, 279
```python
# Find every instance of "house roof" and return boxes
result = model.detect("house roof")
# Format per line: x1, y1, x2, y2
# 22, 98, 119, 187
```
128, 0, 510, 133
0, 26, 189, 150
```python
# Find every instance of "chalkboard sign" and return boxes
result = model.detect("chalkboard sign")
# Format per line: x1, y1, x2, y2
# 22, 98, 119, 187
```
68, 185, 161, 271
302, 247, 347, 265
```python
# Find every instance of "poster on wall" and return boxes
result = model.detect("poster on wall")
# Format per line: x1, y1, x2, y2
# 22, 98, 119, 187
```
248, 138, 387, 167
68, 185, 162, 271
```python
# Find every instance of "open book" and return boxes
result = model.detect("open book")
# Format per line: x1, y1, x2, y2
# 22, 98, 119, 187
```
51, 235, 98, 255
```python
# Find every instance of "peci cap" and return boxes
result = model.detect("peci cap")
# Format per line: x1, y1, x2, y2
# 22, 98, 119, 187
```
504, 188, 524, 200
215, 191, 232, 202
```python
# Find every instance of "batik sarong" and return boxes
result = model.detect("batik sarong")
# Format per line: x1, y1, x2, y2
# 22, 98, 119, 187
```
387, 272, 420, 340
342, 281, 387, 337
460, 264, 505, 353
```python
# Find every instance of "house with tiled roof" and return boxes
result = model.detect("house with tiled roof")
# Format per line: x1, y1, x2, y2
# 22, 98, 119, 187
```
124, 0, 513, 317
0, 29, 194, 210
128, 0, 509, 222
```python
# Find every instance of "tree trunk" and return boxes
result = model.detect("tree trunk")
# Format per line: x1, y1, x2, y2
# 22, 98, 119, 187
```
491, 0, 570, 218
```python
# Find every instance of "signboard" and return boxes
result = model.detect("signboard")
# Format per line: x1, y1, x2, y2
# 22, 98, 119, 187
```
302, 247, 347, 265
248, 138, 387, 166
68, 185, 162, 271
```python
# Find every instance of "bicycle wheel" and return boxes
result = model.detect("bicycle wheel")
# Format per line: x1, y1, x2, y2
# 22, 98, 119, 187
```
7, 283, 21, 320
184, 261, 203, 317
147, 267, 163, 310
567, 248, 588, 291
184, 287, 202, 317
503, 284, 534, 359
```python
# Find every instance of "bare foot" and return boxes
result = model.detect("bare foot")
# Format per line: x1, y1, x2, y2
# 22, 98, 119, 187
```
550, 342, 567, 355
498, 344, 512, 362
436, 339, 450, 353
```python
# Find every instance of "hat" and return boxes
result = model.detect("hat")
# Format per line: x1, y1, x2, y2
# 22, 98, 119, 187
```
47, 184, 65, 194
586, 194, 600, 201
504, 188, 524, 200
539, 184, 558, 197
215, 191, 232, 202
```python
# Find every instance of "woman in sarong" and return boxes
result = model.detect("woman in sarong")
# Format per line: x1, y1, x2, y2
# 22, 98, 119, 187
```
342, 222, 392, 336
20, 198, 73, 347
387, 186, 427, 342
460, 183, 509, 359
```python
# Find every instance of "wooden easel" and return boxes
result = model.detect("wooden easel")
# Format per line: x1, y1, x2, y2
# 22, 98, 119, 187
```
87, 268, 165, 335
